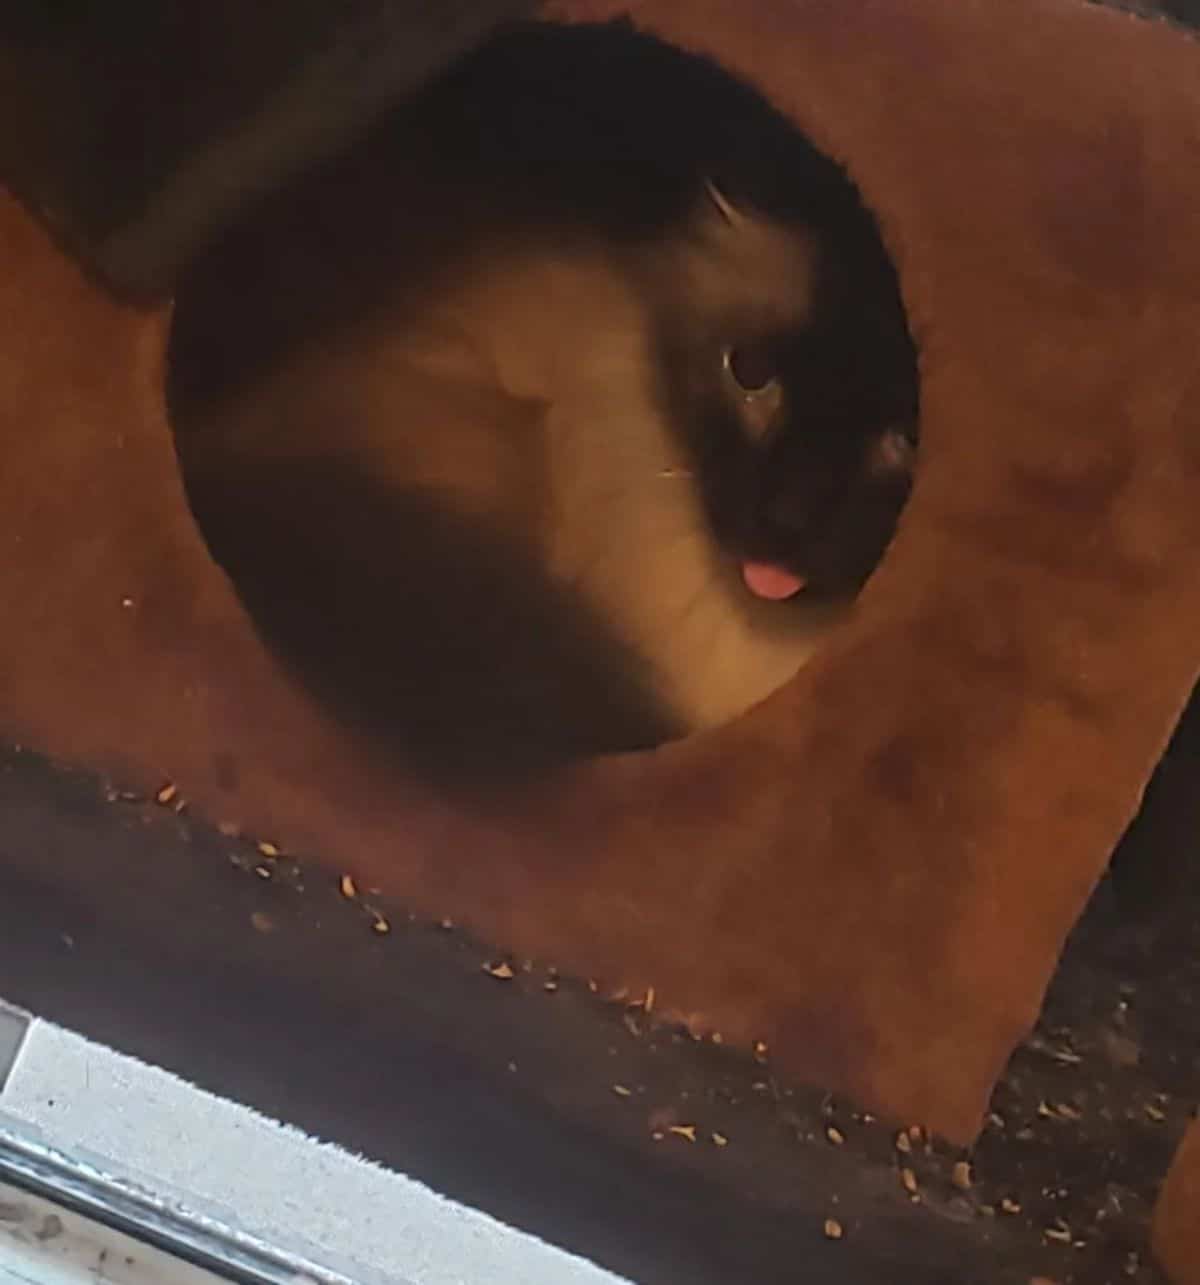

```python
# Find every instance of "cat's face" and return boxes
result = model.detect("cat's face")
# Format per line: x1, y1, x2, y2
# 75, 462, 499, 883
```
646, 183, 919, 603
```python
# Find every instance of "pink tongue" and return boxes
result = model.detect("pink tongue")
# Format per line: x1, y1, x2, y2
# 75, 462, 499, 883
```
741, 560, 807, 600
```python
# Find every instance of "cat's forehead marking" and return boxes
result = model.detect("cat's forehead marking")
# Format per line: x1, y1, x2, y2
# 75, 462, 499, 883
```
699, 206, 822, 331
685, 184, 818, 313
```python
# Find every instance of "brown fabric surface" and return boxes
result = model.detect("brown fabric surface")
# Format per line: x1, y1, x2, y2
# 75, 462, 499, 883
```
1154, 1118, 1200, 1284
1, 0, 1198, 1142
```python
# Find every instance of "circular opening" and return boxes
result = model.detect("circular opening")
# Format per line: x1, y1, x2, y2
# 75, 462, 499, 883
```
167, 21, 920, 791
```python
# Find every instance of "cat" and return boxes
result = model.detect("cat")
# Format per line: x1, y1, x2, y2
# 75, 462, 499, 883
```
167, 22, 919, 786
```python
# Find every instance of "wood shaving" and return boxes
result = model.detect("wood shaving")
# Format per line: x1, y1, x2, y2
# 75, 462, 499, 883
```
484, 961, 515, 980
370, 915, 390, 935
823, 1219, 843, 1241
155, 783, 178, 806
611, 1084, 632, 1098
257, 841, 280, 858
826, 1126, 845, 1146
711, 1132, 728, 1147
1026, 1033, 1082, 1065
667, 1125, 697, 1143
339, 874, 358, 899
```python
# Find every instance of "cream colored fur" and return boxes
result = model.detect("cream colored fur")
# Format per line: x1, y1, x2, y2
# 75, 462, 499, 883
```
186, 217, 847, 735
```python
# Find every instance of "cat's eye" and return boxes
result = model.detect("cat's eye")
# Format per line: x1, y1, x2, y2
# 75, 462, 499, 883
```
723, 344, 785, 442
724, 344, 779, 394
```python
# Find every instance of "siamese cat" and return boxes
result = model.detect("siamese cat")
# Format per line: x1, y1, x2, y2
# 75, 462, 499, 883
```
168, 23, 919, 786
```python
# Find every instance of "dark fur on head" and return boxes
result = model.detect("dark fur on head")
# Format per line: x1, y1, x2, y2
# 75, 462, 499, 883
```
644, 176, 919, 601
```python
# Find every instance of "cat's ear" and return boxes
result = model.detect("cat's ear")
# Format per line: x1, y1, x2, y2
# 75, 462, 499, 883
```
703, 180, 748, 228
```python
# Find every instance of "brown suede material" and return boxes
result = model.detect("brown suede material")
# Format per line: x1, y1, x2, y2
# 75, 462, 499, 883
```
1154, 1118, 1200, 1284
1, 0, 1199, 1143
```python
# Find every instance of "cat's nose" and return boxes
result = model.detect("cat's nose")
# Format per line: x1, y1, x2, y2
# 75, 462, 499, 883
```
866, 428, 916, 478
